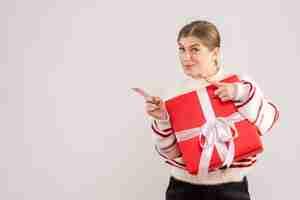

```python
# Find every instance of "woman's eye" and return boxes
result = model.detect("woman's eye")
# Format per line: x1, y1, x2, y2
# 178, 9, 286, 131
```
178, 47, 185, 51
191, 48, 200, 52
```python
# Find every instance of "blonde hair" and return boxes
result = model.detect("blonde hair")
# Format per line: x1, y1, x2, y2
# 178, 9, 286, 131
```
177, 20, 221, 66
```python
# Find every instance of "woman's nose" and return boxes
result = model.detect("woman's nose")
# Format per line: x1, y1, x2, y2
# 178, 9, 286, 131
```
182, 51, 192, 61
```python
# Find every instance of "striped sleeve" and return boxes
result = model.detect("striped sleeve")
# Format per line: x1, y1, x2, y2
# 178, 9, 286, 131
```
233, 75, 280, 136
148, 87, 184, 166
150, 117, 182, 161
230, 155, 257, 168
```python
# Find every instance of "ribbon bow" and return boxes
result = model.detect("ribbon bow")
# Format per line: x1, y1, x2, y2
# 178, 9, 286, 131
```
198, 115, 241, 175
175, 112, 245, 175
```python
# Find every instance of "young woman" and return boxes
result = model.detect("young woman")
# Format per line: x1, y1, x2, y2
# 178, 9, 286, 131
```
145, 20, 279, 200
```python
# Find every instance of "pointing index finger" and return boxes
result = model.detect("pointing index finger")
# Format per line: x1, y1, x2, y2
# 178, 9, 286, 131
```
132, 88, 151, 99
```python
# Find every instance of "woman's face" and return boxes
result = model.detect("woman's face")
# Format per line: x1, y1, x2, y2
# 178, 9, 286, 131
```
177, 36, 219, 80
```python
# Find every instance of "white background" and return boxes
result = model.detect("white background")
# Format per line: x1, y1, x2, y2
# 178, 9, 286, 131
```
1, 0, 298, 199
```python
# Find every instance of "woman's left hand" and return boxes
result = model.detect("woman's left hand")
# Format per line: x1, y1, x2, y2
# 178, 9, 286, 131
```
212, 82, 237, 102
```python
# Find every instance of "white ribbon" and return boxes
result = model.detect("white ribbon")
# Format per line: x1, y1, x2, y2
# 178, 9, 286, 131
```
198, 116, 241, 175
175, 89, 245, 175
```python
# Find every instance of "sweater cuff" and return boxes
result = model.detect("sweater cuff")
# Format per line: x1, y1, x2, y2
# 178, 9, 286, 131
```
154, 116, 172, 131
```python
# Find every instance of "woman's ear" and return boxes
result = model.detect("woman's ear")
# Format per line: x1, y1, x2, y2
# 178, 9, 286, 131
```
209, 47, 220, 66
212, 47, 220, 59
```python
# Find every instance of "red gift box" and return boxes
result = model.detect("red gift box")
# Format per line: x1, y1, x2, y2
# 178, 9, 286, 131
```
164, 75, 263, 175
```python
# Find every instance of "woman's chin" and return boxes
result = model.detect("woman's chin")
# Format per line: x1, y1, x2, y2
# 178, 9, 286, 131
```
183, 70, 196, 78
183, 70, 203, 80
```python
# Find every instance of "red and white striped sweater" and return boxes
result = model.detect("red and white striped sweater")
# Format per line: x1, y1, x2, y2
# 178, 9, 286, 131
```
150, 67, 279, 185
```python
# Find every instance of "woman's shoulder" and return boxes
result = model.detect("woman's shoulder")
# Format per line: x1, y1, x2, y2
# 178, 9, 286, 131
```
221, 69, 256, 83
160, 77, 197, 101
161, 81, 187, 101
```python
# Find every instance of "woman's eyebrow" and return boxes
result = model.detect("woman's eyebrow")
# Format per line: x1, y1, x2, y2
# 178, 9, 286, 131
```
190, 43, 201, 47
177, 43, 201, 48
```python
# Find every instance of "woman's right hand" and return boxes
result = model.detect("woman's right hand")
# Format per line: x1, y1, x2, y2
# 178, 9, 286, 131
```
145, 96, 169, 121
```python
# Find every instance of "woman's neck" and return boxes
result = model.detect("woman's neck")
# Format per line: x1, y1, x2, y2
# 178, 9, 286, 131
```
194, 64, 220, 81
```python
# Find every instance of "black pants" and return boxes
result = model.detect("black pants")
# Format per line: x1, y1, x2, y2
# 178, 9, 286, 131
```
166, 176, 251, 200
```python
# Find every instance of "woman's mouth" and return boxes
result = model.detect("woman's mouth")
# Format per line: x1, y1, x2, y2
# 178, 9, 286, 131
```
184, 64, 194, 68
